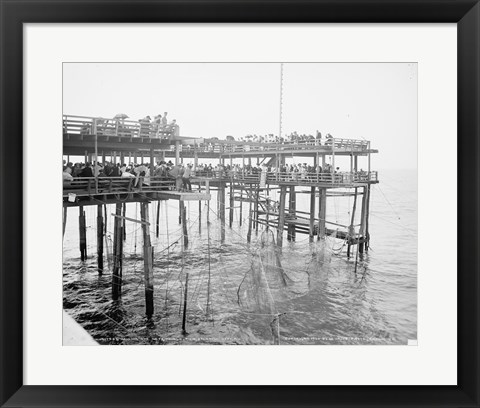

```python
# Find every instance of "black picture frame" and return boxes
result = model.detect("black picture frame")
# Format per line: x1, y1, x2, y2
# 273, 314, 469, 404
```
1, 1, 479, 407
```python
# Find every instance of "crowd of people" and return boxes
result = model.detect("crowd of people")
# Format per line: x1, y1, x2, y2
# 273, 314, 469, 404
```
62, 159, 194, 192
237, 131, 333, 145
78, 112, 179, 139
63, 158, 370, 192
138, 112, 178, 137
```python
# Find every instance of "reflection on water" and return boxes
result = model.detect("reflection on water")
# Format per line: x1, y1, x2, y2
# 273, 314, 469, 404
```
63, 170, 417, 345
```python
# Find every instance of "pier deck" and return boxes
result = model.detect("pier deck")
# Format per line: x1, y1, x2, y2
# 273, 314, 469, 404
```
62, 113, 379, 318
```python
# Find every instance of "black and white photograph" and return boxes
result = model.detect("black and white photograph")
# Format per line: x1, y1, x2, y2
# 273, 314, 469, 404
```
62, 62, 417, 346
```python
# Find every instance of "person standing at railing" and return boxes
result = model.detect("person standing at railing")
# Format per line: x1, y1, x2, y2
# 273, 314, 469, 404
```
134, 163, 148, 187
152, 114, 162, 137
121, 168, 135, 179
63, 166, 73, 185
139, 116, 152, 137
79, 162, 94, 178
110, 163, 121, 177
182, 164, 193, 192
168, 163, 184, 191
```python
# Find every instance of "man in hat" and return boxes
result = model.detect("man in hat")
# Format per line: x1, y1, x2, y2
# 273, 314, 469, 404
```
182, 163, 193, 192
168, 163, 184, 191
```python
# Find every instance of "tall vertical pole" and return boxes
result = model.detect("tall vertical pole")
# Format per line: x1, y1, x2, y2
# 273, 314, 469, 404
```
279, 63, 284, 142
140, 202, 154, 317
368, 142, 371, 174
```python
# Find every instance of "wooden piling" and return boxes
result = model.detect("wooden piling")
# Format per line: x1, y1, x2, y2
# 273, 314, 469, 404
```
277, 186, 287, 247
219, 183, 226, 242
229, 181, 234, 228
247, 184, 253, 243
122, 203, 127, 241
254, 183, 260, 233
63, 206, 67, 240
140, 202, 154, 317
182, 272, 189, 334
79, 206, 87, 261
198, 187, 202, 234
309, 186, 316, 242
112, 203, 123, 300
239, 191, 243, 226
317, 188, 326, 240
347, 187, 358, 258
104, 204, 107, 234
365, 185, 371, 251
178, 202, 182, 225
287, 186, 296, 241
156, 200, 160, 238
97, 205, 104, 274
206, 181, 210, 224
359, 186, 367, 254
180, 201, 188, 247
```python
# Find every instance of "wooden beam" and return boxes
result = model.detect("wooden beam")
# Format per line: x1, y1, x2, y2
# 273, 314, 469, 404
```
309, 186, 316, 242
277, 185, 286, 247
140, 202, 154, 317
79, 206, 87, 261
97, 205, 103, 274
112, 202, 123, 300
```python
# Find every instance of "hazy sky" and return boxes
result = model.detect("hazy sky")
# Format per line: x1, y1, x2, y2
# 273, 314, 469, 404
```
63, 63, 417, 170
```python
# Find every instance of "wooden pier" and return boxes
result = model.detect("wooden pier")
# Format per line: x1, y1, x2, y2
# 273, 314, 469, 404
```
63, 114, 379, 319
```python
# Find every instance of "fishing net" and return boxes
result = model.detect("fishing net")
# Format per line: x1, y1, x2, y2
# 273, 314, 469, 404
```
236, 229, 310, 314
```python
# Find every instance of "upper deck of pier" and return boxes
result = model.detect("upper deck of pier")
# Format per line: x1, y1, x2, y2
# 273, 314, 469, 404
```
63, 115, 378, 160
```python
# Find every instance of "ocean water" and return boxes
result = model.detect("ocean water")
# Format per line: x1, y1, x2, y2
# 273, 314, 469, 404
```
63, 169, 417, 345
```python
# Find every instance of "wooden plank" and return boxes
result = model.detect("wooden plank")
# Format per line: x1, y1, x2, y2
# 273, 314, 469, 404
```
111, 213, 150, 226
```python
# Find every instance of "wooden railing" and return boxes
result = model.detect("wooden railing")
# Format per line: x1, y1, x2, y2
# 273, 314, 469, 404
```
188, 138, 369, 154
63, 176, 176, 196
63, 115, 179, 139
193, 170, 378, 184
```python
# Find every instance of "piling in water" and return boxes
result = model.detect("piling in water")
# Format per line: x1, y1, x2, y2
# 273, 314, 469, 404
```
140, 202, 154, 317
97, 205, 103, 274
79, 206, 87, 261
277, 185, 286, 248
112, 202, 123, 300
